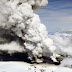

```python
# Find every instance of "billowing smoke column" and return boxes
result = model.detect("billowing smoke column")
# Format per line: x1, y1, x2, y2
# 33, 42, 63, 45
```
0, 0, 60, 63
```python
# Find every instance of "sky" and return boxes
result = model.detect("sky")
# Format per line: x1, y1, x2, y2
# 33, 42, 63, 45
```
35, 0, 72, 32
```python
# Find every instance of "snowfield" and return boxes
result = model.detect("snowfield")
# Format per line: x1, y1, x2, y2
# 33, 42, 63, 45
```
0, 62, 72, 72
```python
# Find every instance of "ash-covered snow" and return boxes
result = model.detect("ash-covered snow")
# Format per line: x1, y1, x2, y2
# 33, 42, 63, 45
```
0, 62, 72, 72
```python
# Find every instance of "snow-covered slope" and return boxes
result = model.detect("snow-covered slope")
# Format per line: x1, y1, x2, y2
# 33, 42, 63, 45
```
0, 62, 72, 72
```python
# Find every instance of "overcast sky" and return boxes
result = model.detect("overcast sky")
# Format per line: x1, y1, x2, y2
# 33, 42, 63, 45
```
35, 0, 72, 32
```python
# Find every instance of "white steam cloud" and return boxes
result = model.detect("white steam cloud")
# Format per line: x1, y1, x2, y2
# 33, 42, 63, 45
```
0, 0, 58, 63
0, 0, 72, 64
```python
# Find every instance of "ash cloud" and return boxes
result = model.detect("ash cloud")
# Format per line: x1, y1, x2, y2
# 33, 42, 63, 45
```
0, 0, 70, 64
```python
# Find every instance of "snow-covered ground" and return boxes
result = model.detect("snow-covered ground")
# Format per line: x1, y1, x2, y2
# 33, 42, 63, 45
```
0, 62, 72, 72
